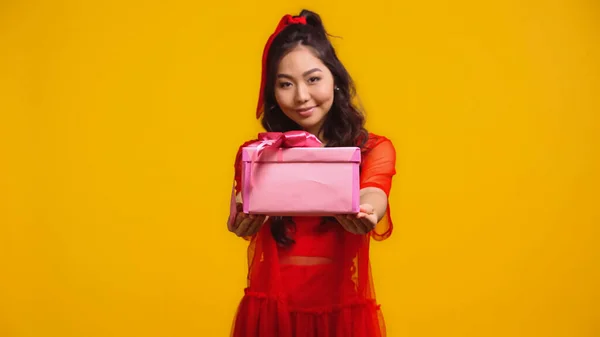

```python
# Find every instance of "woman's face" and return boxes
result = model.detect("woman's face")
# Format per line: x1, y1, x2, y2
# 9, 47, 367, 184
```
274, 45, 335, 137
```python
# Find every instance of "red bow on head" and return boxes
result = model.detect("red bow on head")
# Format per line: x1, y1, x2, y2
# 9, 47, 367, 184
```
256, 14, 307, 119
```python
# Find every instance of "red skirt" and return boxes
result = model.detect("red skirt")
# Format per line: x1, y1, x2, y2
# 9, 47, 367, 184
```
231, 262, 386, 337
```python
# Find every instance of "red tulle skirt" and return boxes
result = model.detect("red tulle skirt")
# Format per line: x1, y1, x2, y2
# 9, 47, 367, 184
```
231, 261, 385, 337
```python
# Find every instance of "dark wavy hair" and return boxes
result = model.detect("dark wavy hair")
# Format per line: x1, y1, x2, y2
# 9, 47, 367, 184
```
261, 9, 369, 247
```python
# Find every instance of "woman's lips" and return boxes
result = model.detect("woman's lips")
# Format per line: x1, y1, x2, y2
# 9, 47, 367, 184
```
296, 106, 315, 117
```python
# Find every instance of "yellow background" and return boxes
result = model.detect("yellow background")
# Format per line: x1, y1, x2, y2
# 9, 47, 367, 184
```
1, 0, 598, 336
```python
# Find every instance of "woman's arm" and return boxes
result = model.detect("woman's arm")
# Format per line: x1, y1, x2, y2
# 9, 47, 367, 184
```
360, 187, 388, 222
335, 187, 388, 235
336, 136, 396, 235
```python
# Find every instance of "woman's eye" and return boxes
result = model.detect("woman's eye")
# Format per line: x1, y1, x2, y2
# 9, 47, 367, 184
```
278, 82, 292, 88
308, 77, 321, 83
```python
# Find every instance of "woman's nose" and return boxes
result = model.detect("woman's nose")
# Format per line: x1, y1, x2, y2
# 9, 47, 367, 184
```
294, 84, 310, 104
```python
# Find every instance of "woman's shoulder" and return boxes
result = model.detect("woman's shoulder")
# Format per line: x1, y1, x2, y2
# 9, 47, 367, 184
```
361, 132, 394, 151
366, 132, 391, 142
234, 137, 261, 155
233, 138, 260, 166
238, 137, 260, 148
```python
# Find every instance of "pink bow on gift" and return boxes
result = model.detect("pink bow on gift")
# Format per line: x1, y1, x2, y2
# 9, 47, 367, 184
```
248, 130, 323, 162
246, 131, 323, 188
256, 130, 323, 147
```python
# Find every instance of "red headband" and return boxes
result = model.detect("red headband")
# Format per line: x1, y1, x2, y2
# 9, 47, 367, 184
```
256, 14, 307, 119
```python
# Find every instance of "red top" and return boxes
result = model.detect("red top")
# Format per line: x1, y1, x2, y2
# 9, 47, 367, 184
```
230, 132, 396, 337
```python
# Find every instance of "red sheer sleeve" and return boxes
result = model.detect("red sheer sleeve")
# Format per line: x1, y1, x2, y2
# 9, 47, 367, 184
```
229, 139, 259, 241
233, 145, 244, 196
360, 134, 397, 241
233, 139, 258, 195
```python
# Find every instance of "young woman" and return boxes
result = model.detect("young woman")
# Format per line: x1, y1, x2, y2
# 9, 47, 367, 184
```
228, 9, 397, 337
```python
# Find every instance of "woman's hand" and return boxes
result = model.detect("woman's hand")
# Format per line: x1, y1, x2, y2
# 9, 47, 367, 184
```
335, 204, 378, 235
229, 202, 267, 237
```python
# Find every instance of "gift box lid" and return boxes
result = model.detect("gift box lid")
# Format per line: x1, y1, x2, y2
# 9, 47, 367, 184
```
242, 147, 361, 163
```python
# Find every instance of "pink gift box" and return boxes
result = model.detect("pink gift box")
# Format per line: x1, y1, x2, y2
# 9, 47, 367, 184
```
241, 147, 361, 216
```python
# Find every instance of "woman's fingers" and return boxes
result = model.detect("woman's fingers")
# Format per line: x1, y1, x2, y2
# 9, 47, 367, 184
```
336, 215, 361, 234
234, 214, 254, 237
336, 213, 375, 235
229, 212, 244, 232
334, 216, 350, 233
232, 213, 267, 237
246, 215, 266, 236
350, 215, 370, 234
229, 202, 245, 231
348, 215, 365, 234
359, 204, 374, 215
358, 217, 375, 233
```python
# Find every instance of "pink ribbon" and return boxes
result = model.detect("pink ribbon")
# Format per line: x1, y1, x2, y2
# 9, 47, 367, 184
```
248, 130, 323, 161
247, 131, 323, 188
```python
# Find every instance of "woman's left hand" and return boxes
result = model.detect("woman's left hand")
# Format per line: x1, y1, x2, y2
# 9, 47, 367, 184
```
335, 204, 378, 235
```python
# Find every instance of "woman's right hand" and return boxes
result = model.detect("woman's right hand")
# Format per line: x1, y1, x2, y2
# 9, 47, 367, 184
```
229, 202, 267, 237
